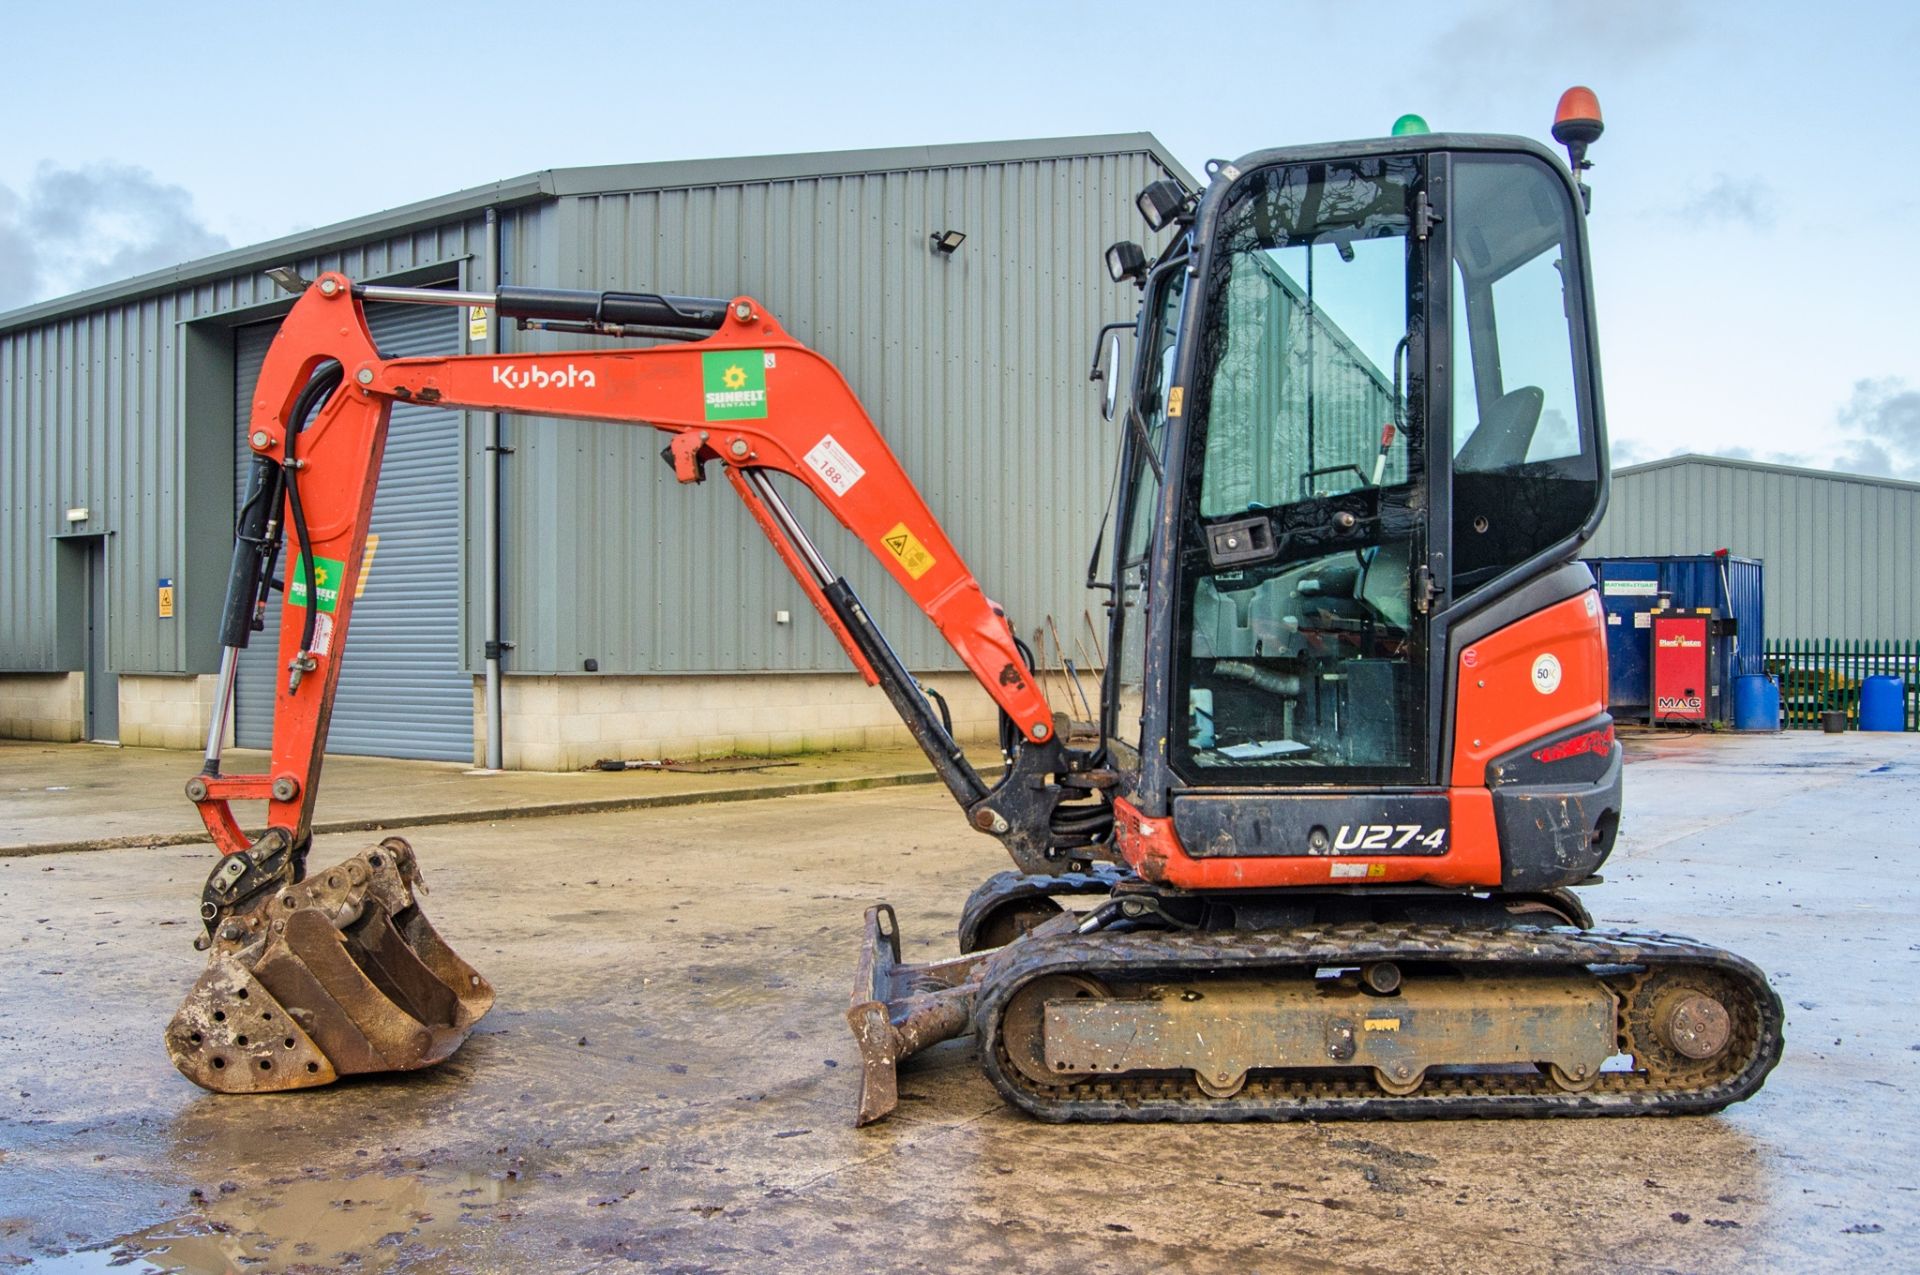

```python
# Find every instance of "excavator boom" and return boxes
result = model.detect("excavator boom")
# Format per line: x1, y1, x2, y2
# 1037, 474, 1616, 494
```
194, 275, 1066, 857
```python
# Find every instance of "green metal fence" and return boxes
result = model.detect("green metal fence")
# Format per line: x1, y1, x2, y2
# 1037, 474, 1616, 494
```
1762, 639, 1919, 730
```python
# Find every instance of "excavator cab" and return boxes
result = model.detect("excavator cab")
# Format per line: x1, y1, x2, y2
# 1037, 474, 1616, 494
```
1101, 137, 1615, 891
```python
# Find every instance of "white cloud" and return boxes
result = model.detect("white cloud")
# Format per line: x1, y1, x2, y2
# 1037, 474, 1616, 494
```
1423, 0, 1700, 96
0, 162, 228, 312
1834, 378, 1920, 479
1670, 174, 1776, 230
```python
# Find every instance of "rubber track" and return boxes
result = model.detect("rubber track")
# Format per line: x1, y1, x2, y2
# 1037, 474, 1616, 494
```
973, 922, 1784, 1122
956, 867, 1125, 952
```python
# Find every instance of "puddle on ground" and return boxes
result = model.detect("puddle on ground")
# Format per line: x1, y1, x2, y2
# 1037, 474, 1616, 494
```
18, 1169, 521, 1273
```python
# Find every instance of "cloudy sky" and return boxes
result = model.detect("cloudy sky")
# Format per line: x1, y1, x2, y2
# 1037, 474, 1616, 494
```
3, 0, 1915, 478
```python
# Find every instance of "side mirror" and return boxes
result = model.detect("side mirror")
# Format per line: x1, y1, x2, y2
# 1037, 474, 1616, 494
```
1088, 323, 1130, 422
1099, 333, 1121, 421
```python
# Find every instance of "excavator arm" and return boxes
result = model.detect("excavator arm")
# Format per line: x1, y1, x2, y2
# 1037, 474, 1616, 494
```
193, 272, 1106, 871
168, 271, 1112, 1096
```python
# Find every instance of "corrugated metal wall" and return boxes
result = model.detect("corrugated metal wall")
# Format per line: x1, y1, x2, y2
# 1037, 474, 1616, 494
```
3, 141, 1177, 687
1587, 459, 1920, 640
0, 225, 482, 673
233, 303, 472, 760
493, 151, 1173, 673
1, 296, 180, 670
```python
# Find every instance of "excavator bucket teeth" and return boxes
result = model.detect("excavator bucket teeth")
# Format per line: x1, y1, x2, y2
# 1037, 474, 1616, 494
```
165, 838, 493, 1093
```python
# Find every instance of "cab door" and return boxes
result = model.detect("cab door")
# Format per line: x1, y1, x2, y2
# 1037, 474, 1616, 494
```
1162, 154, 1440, 791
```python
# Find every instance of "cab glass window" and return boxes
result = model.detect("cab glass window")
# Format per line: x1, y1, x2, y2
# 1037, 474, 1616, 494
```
1107, 267, 1185, 761
1173, 157, 1429, 784
1448, 155, 1600, 594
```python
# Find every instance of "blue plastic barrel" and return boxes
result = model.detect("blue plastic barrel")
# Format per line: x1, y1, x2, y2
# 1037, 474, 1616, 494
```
1733, 675, 1781, 732
1860, 676, 1907, 732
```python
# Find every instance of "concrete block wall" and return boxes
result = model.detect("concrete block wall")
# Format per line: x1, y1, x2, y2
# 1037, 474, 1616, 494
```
118, 674, 230, 751
474, 671, 1012, 771
0, 673, 85, 741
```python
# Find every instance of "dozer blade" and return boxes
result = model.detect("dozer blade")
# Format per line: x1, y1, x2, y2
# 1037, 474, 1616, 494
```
847, 902, 1080, 1126
166, 837, 493, 1093
849, 904, 985, 1125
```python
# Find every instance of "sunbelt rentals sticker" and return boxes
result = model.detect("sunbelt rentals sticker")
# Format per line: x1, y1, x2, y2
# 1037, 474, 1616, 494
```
702, 350, 769, 420
287, 554, 346, 613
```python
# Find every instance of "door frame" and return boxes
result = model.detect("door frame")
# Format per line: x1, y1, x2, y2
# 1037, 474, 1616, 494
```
53, 530, 116, 742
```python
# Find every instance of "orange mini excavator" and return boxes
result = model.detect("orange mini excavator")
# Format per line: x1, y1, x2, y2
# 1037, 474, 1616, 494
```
169, 93, 1782, 1122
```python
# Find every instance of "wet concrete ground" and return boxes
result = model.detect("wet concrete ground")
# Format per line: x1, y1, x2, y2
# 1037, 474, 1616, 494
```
1, 730, 1916, 1272
0, 740, 998, 855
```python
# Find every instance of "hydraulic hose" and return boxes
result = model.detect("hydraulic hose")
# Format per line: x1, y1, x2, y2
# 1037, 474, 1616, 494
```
919, 682, 954, 736
281, 362, 344, 658
999, 635, 1039, 759
220, 457, 285, 649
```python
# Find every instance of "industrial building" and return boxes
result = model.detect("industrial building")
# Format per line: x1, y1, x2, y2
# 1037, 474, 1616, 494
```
1588, 454, 1920, 641
0, 135, 1190, 767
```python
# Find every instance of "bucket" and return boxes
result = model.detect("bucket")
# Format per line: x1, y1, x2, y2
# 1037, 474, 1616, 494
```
1820, 709, 1848, 734
1860, 675, 1907, 732
1733, 674, 1781, 732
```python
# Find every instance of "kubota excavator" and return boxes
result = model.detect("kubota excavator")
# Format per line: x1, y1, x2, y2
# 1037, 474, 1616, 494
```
169, 91, 1783, 1123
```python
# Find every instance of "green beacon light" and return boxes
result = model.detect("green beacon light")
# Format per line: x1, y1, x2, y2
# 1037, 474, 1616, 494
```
1391, 113, 1430, 137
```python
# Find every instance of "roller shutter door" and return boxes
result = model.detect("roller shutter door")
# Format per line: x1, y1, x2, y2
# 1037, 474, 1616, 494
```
232, 298, 471, 761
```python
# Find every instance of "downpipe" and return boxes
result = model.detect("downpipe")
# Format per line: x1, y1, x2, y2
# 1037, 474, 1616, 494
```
482, 208, 505, 771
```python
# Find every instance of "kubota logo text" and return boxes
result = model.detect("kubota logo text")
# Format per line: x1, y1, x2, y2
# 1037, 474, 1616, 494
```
491, 363, 597, 390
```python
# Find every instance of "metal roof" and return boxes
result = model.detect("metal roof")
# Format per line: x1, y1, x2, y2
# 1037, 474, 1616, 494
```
0, 133, 1193, 334
1615, 452, 1920, 495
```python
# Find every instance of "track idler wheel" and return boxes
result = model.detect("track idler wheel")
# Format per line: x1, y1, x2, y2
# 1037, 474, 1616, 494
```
165, 838, 493, 1093
1000, 973, 1110, 1088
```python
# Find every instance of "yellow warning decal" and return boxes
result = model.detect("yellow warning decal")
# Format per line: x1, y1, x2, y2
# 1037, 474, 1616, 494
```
1363, 1017, 1401, 1033
1167, 386, 1185, 417
881, 522, 937, 580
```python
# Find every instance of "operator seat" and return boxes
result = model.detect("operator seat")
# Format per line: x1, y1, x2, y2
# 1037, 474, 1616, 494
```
1454, 385, 1544, 472
1356, 539, 1413, 634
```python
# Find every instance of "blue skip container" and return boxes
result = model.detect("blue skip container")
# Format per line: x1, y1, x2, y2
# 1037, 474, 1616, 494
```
1733, 674, 1781, 732
1860, 676, 1907, 732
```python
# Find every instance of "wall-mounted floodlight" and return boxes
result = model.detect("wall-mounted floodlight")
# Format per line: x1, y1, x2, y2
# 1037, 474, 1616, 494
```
929, 229, 967, 255
264, 265, 312, 295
